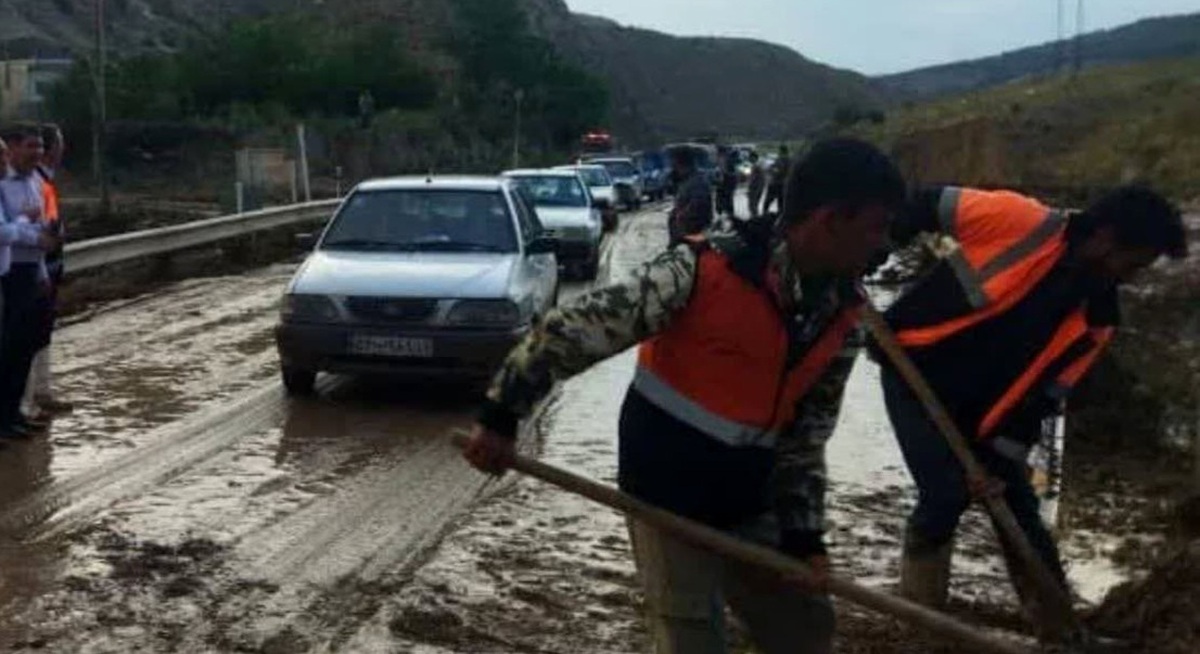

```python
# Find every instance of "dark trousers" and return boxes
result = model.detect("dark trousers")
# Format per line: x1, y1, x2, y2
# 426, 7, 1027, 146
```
716, 185, 736, 216
880, 365, 1068, 585
0, 264, 42, 427
761, 184, 784, 215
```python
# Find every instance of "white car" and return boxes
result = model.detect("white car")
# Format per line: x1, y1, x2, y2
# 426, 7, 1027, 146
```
275, 176, 559, 394
586, 157, 643, 210
556, 164, 619, 232
503, 169, 603, 280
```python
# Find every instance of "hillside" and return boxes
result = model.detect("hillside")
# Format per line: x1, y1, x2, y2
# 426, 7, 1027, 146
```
0, 0, 445, 58
854, 57, 1200, 204
0, 0, 880, 143
520, 0, 880, 143
878, 12, 1200, 101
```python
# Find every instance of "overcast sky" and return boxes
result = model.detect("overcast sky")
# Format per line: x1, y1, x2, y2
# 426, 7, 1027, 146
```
562, 0, 1198, 75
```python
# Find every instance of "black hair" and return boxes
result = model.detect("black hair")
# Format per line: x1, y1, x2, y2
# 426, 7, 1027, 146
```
1, 122, 42, 146
780, 137, 906, 225
40, 123, 62, 149
668, 146, 696, 169
1068, 185, 1187, 259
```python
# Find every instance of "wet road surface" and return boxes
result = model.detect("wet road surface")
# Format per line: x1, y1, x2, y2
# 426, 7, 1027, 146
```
0, 202, 1158, 652
0, 203, 662, 652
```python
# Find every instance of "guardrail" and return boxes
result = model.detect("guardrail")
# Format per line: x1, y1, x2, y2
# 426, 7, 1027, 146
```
64, 199, 341, 275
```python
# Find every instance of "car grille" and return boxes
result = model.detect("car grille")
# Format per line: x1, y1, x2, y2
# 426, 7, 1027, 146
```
345, 297, 438, 324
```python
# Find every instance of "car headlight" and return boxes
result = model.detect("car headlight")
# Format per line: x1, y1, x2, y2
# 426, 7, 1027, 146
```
446, 300, 522, 327
281, 294, 340, 322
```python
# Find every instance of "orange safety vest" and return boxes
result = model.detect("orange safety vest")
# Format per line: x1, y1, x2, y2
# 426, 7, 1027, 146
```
40, 176, 60, 224
895, 187, 1114, 439
635, 242, 862, 448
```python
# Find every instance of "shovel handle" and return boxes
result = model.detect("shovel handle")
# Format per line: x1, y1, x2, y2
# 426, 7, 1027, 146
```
452, 431, 1033, 654
859, 305, 1081, 635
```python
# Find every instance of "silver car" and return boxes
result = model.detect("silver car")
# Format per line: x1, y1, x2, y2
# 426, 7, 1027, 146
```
503, 169, 603, 280
586, 157, 643, 210
555, 164, 619, 233
275, 176, 559, 394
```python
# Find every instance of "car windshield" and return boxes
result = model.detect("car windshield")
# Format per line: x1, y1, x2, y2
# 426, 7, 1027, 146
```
572, 167, 611, 187
321, 189, 517, 253
596, 161, 637, 178
509, 175, 588, 208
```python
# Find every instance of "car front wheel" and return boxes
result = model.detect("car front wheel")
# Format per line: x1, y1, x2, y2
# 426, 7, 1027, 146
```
282, 365, 317, 396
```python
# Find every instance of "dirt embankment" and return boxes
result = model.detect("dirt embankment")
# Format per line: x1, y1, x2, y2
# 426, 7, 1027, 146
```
858, 58, 1200, 206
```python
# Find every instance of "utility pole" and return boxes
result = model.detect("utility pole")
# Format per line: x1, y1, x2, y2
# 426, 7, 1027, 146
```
93, 0, 111, 213
1056, 0, 1066, 73
512, 89, 524, 170
1072, 0, 1085, 76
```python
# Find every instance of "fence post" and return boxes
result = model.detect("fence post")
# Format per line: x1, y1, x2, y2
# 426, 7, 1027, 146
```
296, 123, 312, 203
235, 182, 244, 215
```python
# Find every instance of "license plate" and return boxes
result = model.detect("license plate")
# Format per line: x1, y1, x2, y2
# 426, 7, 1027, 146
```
348, 334, 434, 358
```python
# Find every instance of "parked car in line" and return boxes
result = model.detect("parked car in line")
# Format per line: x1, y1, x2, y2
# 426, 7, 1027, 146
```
275, 176, 560, 395
503, 168, 603, 280
584, 156, 643, 210
633, 149, 668, 201
555, 164, 619, 232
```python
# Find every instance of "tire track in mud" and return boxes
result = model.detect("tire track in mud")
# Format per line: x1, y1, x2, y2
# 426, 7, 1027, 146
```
0, 380, 289, 539
234, 437, 491, 587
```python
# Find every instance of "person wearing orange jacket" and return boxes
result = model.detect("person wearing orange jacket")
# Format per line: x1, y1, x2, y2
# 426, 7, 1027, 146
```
877, 185, 1187, 611
464, 138, 905, 654
22, 124, 72, 419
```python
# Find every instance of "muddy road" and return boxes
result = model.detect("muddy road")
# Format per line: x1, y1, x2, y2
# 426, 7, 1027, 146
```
0, 201, 1165, 652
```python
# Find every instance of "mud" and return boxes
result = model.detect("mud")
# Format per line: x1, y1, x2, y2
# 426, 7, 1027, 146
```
1089, 542, 1200, 654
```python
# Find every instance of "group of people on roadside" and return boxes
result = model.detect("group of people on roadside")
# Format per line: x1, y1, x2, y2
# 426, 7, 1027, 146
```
0, 123, 73, 441
667, 143, 793, 242
466, 136, 1187, 653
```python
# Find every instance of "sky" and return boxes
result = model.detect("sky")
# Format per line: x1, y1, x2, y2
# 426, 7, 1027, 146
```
562, 0, 1199, 75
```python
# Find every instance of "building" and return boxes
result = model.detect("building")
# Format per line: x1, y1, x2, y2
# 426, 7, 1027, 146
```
0, 58, 73, 121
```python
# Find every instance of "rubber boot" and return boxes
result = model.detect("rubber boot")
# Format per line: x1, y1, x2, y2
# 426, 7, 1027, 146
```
898, 528, 953, 609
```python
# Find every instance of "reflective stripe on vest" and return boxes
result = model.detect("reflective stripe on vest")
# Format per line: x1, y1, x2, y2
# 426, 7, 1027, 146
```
976, 308, 1112, 438
897, 189, 1068, 347
635, 245, 862, 449
633, 365, 779, 448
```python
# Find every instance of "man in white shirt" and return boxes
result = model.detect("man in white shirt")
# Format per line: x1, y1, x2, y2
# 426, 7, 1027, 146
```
22, 124, 74, 418
0, 124, 58, 439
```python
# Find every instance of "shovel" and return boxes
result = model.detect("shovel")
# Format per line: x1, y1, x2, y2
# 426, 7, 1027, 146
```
451, 431, 1035, 654
860, 305, 1126, 651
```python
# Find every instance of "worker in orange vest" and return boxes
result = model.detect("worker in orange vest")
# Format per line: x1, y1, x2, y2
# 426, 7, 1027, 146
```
24, 123, 73, 418
465, 138, 905, 654
877, 185, 1187, 613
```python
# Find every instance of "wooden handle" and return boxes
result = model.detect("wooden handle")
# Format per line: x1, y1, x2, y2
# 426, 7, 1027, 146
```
859, 305, 1081, 636
452, 432, 1033, 654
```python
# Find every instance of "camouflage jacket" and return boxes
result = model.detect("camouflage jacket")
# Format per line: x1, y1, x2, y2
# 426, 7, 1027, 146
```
480, 224, 862, 551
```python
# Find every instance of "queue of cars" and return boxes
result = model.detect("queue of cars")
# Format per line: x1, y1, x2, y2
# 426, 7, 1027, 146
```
274, 151, 678, 394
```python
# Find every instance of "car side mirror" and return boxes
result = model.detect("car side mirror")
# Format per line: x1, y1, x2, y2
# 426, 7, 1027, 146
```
295, 233, 317, 249
526, 235, 558, 255
593, 197, 611, 210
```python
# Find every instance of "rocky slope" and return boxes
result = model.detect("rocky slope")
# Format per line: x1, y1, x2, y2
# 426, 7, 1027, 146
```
520, 0, 880, 143
1, 0, 880, 143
